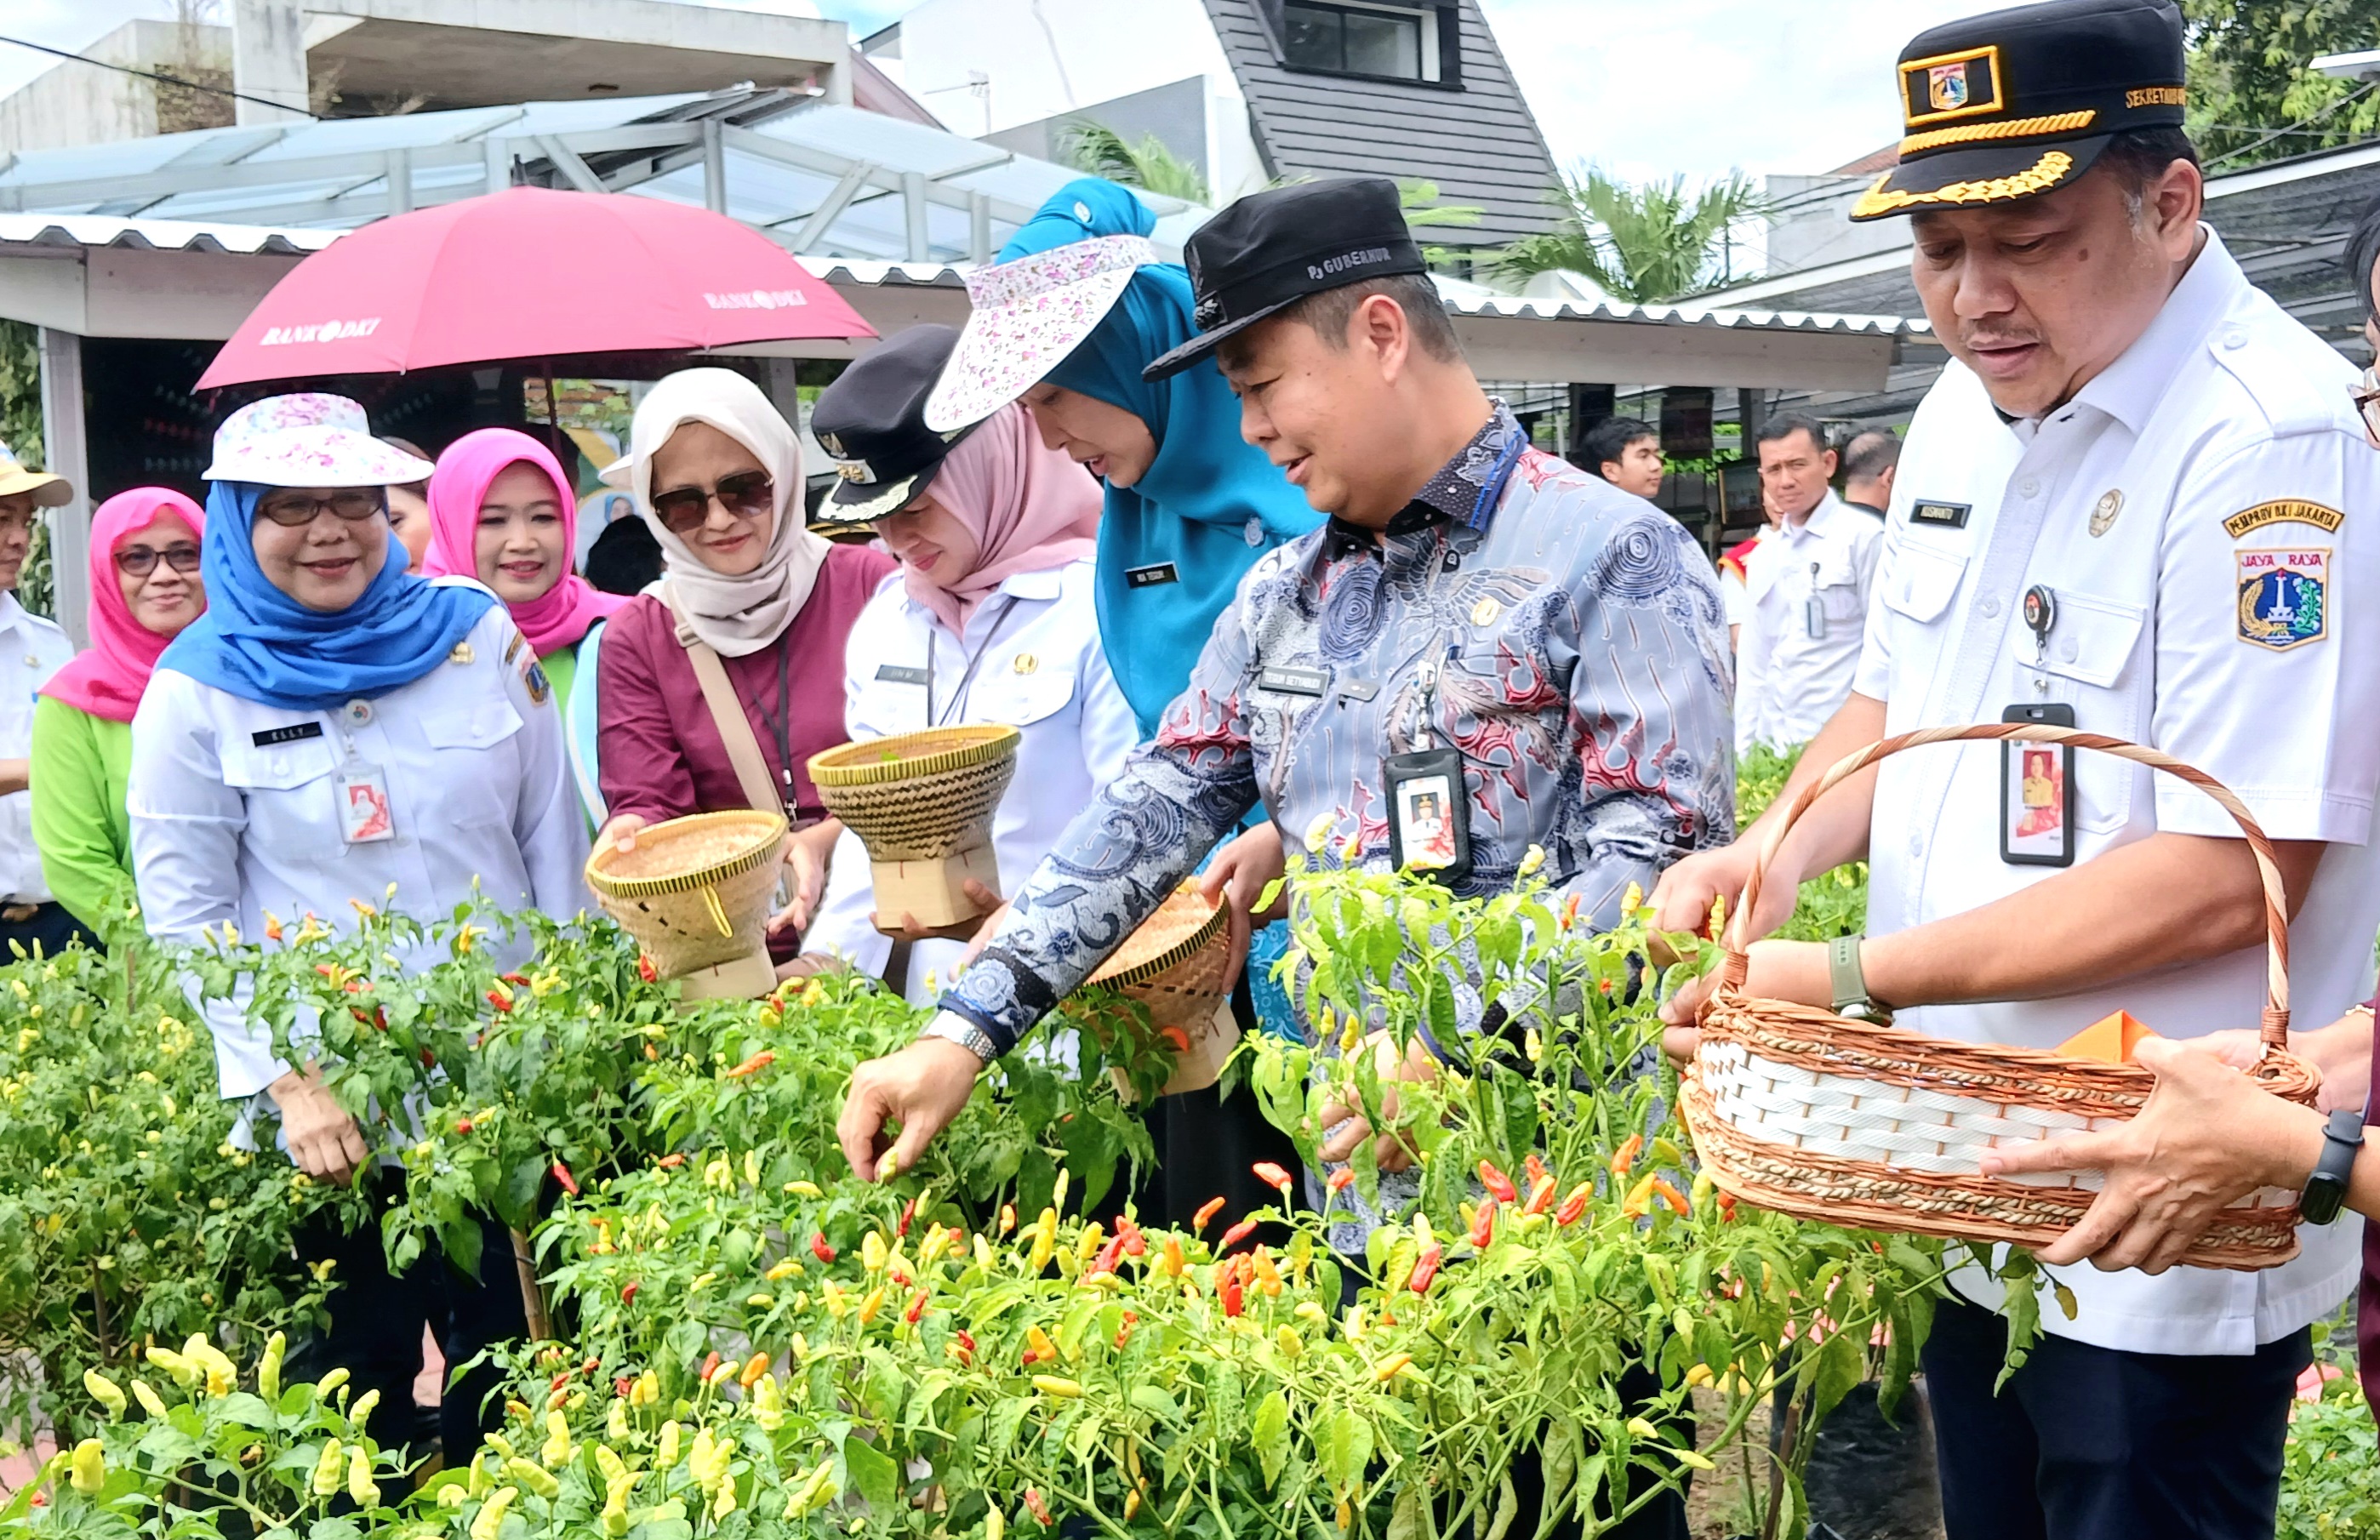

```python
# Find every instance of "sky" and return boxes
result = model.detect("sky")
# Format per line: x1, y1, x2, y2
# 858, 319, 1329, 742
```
0, 0, 1988, 183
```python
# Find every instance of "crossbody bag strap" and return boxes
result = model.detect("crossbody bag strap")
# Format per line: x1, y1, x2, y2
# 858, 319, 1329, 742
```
662, 580, 785, 818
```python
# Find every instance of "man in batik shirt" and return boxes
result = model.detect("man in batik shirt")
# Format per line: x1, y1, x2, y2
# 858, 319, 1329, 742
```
839, 176, 1733, 1200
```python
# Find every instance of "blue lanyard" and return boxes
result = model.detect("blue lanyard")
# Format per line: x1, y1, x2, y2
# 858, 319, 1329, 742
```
1465, 428, 1528, 532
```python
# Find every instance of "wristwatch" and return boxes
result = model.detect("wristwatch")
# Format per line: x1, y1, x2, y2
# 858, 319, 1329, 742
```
2300, 1109, 2365, 1225
1828, 934, 1894, 1025
920, 1011, 998, 1067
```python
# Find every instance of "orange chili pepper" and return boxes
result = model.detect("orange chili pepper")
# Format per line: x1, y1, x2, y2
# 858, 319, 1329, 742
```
1652, 1178, 1690, 1218
724, 1051, 774, 1079
1476, 1160, 1519, 1206
1192, 1196, 1228, 1234
1523, 1175, 1558, 1216
1610, 1134, 1643, 1178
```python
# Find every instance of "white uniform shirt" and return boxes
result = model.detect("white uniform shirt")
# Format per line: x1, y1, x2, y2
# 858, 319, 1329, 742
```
129, 603, 591, 1099
0, 592, 73, 903
1858, 229, 2378, 1355
1736, 492, 1883, 752
807, 558, 1138, 997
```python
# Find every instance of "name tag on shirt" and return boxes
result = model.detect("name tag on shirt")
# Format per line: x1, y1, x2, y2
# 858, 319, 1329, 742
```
874, 664, 930, 686
1258, 665, 1328, 698
252, 722, 325, 748
1910, 499, 1971, 529
1125, 562, 1180, 589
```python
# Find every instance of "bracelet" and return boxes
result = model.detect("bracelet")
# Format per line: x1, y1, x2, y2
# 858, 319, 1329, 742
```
921, 1012, 998, 1067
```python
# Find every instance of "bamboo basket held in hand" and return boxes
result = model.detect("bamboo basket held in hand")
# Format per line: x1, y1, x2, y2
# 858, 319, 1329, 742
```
808, 725, 1020, 930
585, 809, 788, 1002
1070, 881, 1241, 1099
1680, 722, 2322, 1271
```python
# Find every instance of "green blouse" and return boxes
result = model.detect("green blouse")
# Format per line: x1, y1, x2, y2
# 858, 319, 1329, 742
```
29, 697, 135, 938
539, 642, 578, 722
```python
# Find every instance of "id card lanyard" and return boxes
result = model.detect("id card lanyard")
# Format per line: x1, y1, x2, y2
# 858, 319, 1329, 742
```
333, 699, 397, 845
1804, 561, 1826, 640
924, 597, 1023, 727
1998, 583, 2075, 867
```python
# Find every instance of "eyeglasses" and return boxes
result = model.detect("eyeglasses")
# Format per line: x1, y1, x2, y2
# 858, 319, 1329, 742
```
2353, 366, 2380, 451
115, 543, 202, 578
254, 490, 388, 528
648, 471, 773, 535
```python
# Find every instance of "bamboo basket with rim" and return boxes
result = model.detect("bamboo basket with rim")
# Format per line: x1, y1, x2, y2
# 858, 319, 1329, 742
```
1070, 881, 1240, 1098
809, 725, 1020, 930
585, 808, 787, 1001
1681, 722, 2321, 1271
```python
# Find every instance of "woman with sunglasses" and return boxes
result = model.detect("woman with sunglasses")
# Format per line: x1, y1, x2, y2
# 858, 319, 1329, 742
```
591, 369, 894, 961
30, 488, 208, 941
422, 427, 625, 721
128, 393, 589, 1465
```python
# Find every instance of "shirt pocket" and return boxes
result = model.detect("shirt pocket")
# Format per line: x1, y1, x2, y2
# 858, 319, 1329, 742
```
2024, 590, 2149, 835
1878, 542, 1966, 625
1811, 554, 1865, 623
966, 670, 1079, 730
419, 699, 527, 830
219, 733, 344, 864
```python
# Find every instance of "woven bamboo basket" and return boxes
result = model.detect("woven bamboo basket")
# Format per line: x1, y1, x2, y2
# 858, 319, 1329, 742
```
585, 809, 787, 1001
1076, 881, 1240, 1098
1681, 722, 2322, 1271
808, 725, 1020, 929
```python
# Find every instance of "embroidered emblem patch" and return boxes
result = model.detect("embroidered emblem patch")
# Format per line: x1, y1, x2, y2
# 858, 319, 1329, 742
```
2089, 489, 2123, 538
2223, 499, 2344, 539
2235, 548, 2329, 651
1902, 46, 2001, 124
1928, 62, 1971, 111
524, 660, 552, 704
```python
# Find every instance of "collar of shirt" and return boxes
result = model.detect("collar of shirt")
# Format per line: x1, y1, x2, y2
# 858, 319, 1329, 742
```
1323, 400, 1527, 557
0, 591, 28, 639
1773, 489, 1848, 548
2016, 225, 2243, 442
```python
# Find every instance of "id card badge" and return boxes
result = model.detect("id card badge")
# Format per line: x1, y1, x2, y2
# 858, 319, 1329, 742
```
337, 758, 397, 844
1999, 702, 2075, 867
1383, 746, 1472, 883
1804, 597, 1826, 640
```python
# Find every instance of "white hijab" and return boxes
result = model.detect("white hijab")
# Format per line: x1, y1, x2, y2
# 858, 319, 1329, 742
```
602, 368, 830, 657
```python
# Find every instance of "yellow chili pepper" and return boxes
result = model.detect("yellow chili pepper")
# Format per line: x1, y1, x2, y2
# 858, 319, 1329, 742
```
347, 1445, 381, 1507
1031, 1375, 1083, 1399
83, 1371, 126, 1420
471, 1487, 517, 1540
70, 1438, 106, 1495
857, 1286, 887, 1325
1373, 1352, 1414, 1383
311, 1439, 345, 1497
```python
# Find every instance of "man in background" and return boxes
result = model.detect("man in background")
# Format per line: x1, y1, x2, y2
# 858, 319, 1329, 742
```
1578, 415, 1664, 500
1733, 414, 1882, 752
0, 442, 81, 956
1839, 428, 1900, 518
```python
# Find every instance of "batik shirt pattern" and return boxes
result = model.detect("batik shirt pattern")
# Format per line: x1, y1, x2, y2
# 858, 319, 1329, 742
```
945, 403, 1736, 1055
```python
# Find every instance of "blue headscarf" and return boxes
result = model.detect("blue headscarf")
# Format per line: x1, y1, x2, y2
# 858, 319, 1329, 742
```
1000, 180, 1322, 735
157, 482, 495, 711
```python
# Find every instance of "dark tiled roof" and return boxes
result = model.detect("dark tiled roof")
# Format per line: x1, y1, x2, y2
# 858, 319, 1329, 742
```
1201, 0, 1563, 247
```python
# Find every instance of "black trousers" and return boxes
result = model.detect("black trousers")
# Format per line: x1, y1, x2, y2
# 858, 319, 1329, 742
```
1116, 977, 1308, 1232
0, 902, 97, 958
290, 1190, 528, 1464
1921, 1293, 2309, 1540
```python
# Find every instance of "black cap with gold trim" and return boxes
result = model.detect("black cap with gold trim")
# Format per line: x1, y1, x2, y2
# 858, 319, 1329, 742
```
1850, 0, 2186, 223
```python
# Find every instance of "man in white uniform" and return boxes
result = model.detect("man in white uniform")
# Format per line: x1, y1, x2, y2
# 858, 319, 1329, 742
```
1734, 414, 1883, 752
1654, 2, 2379, 1536
0, 442, 80, 955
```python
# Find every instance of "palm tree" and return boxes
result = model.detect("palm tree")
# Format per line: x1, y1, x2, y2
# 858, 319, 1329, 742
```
1495, 166, 1766, 304
1059, 121, 1213, 204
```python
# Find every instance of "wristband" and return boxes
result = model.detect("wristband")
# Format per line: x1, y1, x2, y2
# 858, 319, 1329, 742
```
921, 1012, 997, 1067
2301, 1109, 2363, 1225
1828, 933, 1893, 1025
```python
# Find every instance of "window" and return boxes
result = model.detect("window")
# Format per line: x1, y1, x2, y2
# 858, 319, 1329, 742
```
1281, 1, 1446, 83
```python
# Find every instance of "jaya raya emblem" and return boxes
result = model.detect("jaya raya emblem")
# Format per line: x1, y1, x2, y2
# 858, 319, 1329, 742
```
2235, 548, 2328, 651
1928, 61, 1971, 111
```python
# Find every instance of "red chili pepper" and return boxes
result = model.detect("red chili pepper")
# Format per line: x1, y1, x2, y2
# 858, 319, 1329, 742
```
1158, 1024, 1190, 1052
615, 1377, 634, 1398
1327, 1168, 1355, 1194
551, 1371, 573, 1390
904, 1289, 929, 1325
454, 1118, 474, 1134
416, 1046, 433, 1068
699, 1350, 722, 1383
343, 978, 365, 995
1407, 1242, 1442, 1293
551, 1160, 579, 1196
896, 1197, 916, 1237
1219, 1218, 1258, 1252
1718, 1193, 1739, 1223
314, 963, 336, 978
1561, 893, 1582, 928
502, 972, 530, 987
724, 1051, 775, 1079
1523, 1175, 1558, 1217
1555, 1184, 1590, 1228
1024, 1489, 1052, 1526
1117, 1218, 1146, 1257
636, 955, 659, 984
1091, 1233, 1126, 1276
1476, 1160, 1518, 1206
950, 1329, 976, 1366
1468, 1204, 1494, 1250
1114, 1310, 1138, 1349
621, 1281, 639, 1304
1219, 1258, 1244, 1318
1651, 1178, 1690, 1218
656, 1152, 686, 1168
1524, 1153, 1550, 1188
1192, 1195, 1227, 1234
810, 1231, 836, 1264
1252, 1161, 1295, 1195
486, 990, 513, 1013
1610, 1134, 1643, 1178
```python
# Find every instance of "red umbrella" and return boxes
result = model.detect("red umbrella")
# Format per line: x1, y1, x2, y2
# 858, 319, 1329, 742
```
198, 186, 873, 388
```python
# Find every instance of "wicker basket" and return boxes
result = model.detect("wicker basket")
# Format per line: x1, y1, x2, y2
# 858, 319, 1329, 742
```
809, 726, 1020, 929
585, 809, 788, 1001
1076, 881, 1240, 1098
1681, 722, 2322, 1271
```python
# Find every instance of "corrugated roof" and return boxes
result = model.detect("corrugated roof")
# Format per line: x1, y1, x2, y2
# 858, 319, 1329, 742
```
0, 213, 336, 254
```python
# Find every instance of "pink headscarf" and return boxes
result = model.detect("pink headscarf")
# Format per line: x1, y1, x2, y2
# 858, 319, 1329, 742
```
423, 428, 625, 654
905, 402, 1100, 635
42, 488, 207, 723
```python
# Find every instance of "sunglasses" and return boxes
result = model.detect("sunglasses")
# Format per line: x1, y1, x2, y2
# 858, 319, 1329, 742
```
254, 490, 388, 528
2354, 365, 2380, 452
649, 471, 773, 535
115, 543, 202, 578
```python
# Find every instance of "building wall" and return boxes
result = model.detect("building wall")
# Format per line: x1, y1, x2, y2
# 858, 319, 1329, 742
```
1761, 175, 1908, 277
893, 0, 1270, 199
0, 20, 233, 157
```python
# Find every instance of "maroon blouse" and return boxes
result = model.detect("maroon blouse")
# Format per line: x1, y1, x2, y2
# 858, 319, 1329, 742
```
2361, 1007, 2377, 1413
596, 543, 895, 830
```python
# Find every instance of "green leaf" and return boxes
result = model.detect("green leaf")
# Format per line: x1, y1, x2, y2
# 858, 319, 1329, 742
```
1386, 1485, 1424, 1540
1483, 1472, 1519, 1540
1324, 1407, 1373, 1495
842, 1433, 898, 1513
1252, 1390, 1290, 1490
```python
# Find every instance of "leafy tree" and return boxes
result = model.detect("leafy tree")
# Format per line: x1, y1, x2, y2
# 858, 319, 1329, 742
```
0, 318, 54, 617
1059, 120, 1213, 203
2183, 0, 2380, 168
1492, 166, 1765, 304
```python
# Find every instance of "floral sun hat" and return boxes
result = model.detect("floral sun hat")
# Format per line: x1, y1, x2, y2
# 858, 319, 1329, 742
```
202, 392, 435, 488
922, 232, 1155, 434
